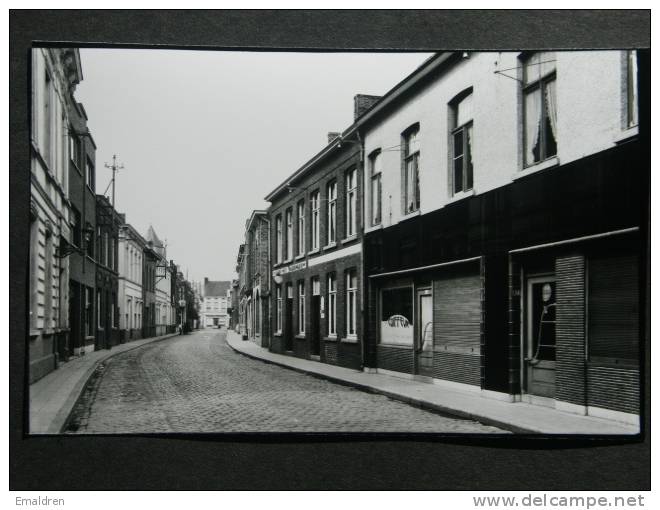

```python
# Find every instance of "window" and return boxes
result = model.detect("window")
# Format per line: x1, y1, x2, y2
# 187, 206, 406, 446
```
380, 287, 414, 345
296, 200, 305, 256
369, 150, 382, 226
346, 269, 357, 337
327, 181, 337, 244
298, 280, 305, 335
29, 215, 38, 330
86, 157, 95, 190
588, 254, 639, 364
402, 125, 420, 213
522, 52, 557, 166
97, 289, 103, 329
104, 231, 109, 267
43, 230, 53, 327
86, 286, 94, 336
451, 90, 474, 194
72, 207, 82, 247
626, 50, 638, 128
42, 70, 52, 166
327, 273, 336, 336
311, 190, 320, 250
69, 132, 81, 169
276, 285, 282, 333
312, 275, 320, 296
346, 168, 357, 237
85, 223, 94, 258
285, 209, 293, 260
275, 215, 282, 264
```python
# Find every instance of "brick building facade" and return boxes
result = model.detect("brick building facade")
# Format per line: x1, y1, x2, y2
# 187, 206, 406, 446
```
265, 106, 368, 369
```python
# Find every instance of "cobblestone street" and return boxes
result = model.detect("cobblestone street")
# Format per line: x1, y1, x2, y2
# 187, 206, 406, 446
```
66, 329, 505, 433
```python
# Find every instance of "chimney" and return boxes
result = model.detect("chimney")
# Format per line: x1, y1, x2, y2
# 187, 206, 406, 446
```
204, 277, 208, 284
354, 94, 382, 120
327, 132, 341, 144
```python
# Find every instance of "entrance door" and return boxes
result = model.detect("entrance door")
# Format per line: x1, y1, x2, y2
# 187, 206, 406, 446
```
524, 276, 556, 399
284, 284, 293, 351
415, 288, 434, 377
310, 295, 321, 355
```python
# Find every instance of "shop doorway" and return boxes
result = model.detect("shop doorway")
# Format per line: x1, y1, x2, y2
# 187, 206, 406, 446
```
415, 288, 434, 377
524, 276, 557, 399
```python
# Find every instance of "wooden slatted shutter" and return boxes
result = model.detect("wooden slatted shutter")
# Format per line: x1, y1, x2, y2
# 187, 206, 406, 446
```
433, 274, 481, 354
588, 254, 639, 363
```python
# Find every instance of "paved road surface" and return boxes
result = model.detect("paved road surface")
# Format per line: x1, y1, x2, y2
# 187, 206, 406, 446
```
67, 329, 505, 433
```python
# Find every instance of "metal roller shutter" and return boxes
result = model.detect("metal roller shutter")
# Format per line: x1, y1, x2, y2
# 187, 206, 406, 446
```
588, 254, 639, 363
433, 274, 481, 355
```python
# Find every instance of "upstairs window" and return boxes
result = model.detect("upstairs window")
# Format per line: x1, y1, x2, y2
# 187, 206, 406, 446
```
311, 190, 320, 250
275, 215, 282, 264
402, 124, 420, 214
369, 150, 382, 226
346, 269, 357, 338
86, 157, 95, 190
69, 132, 82, 169
285, 209, 293, 260
327, 181, 337, 244
626, 50, 638, 128
451, 89, 474, 194
345, 167, 357, 237
522, 52, 557, 166
296, 199, 305, 256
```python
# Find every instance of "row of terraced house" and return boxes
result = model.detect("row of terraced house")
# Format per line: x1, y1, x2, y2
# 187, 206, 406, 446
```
231, 50, 648, 427
29, 48, 199, 383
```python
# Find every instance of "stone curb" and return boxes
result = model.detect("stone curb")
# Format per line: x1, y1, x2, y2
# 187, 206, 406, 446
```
224, 334, 530, 434
53, 333, 180, 434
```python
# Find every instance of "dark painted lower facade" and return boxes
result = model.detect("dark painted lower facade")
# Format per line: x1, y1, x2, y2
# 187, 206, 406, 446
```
363, 140, 646, 421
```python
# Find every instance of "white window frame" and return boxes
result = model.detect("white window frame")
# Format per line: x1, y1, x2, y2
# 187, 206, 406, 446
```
369, 150, 382, 226
297, 200, 305, 256
275, 215, 283, 264
276, 285, 282, 333
345, 168, 357, 237
626, 50, 638, 128
346, 269, 357, 338
298, 280, 305, 335
327, 181, 337, 244
327, 273, 336, 337
451, 90, 474, 195
285, 208, 293, 261
402, 125, 420, 214
311, 190, 320, 250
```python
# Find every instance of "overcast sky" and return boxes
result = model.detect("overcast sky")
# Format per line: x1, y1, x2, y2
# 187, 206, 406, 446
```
75, 49, 433, 283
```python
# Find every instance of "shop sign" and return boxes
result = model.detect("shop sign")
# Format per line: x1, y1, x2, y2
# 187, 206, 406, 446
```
272, 260, 307, 277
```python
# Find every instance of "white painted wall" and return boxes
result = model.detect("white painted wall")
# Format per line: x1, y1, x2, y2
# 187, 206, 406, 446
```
363, 51, 637, 233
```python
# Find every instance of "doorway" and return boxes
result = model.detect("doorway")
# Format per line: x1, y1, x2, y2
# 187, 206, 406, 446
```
284, 283, 293, 351
524, 276, 557, 399
415, 288, 434, 377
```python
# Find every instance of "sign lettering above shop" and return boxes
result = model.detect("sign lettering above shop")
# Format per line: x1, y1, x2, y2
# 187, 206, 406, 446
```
272, 260, 307, 277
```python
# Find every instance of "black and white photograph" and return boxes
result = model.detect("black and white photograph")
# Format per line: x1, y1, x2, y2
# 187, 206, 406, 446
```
10, 9, 650, 493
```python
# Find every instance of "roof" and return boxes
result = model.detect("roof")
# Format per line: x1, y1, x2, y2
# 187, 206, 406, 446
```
145, 225, 166, 258
245, 209, 268, 233
264, 52, 456, 202
204, 280, 231, 297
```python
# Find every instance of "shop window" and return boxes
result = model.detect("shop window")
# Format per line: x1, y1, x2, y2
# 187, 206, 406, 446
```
450, 89, 474, 194
588, 254, 639, 364
522, 52, 557, 166
402, 124, 420, 214
380, 287, 413, 345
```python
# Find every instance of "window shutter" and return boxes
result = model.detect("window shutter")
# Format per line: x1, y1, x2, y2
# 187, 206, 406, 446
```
434, 274, 481, 354
588, 255, 639, 362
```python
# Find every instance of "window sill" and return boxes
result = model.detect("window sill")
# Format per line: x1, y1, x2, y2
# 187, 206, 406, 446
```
323, 335, 338, 342
341, 234, 358, 245
447, 189, 475, 205
295, 334, 306, 339
282, 258, 294, 265
274, 332, 282, 337
515, 156, 559, 180
365, 223, 382, 235
307, 247, 320, 256
400, 210, 421, 223
614, 125, 638, 145
378, 342, 413, 348
323, 242, 337, 251
342, 336, 359, 344
294, 254, 306, 261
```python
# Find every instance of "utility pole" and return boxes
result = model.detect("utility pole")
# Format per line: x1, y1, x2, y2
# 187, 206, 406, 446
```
104, 154, 124, 211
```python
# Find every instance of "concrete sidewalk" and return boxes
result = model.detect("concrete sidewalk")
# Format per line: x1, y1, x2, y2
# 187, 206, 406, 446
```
226, 331, 640, 435
29, 332, 179, 434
